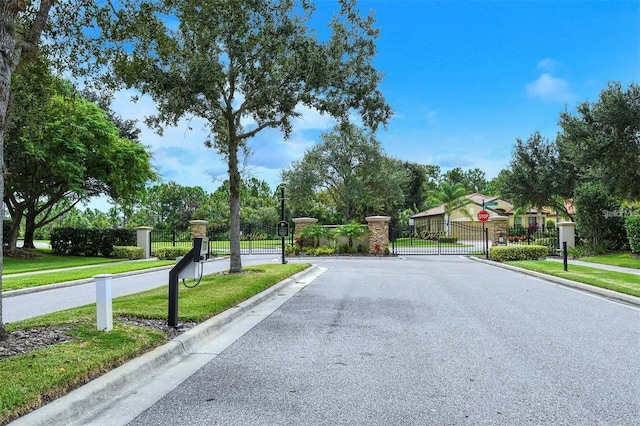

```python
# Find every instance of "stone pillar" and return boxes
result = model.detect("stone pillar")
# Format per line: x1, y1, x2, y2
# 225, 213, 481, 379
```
292, 217, 318, 240
366, 216, 391, 254
189, 220, 209, 239
489, 216, 509, 246
136, 226, 153, 259
557, 221, 576, 248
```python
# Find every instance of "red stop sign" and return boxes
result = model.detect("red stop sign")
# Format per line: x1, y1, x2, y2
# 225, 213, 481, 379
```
477, 210, 490, 222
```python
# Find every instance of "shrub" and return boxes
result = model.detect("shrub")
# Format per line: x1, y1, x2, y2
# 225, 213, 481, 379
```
568, 244, 591, 259
111, 246, 145, 260
440, 237, 458, 244
50, 227, 136, 257
489, 245, 548, 262
155, 247, 191, 260
337, 244, 350, 254
574, 182, 628, 250
311, 246, 335, 256
285, 245, 303, 256
625, 215, 640, 255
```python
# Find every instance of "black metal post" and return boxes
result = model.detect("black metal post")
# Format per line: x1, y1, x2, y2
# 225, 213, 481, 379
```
280, 185, 287, 265
485, 228, 489, 259
168, 238, 203, 328
563, 241, 568, 271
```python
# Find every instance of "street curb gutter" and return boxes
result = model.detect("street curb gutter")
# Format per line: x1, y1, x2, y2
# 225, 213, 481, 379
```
10, 264, 327, 426
469, 256, 640, 308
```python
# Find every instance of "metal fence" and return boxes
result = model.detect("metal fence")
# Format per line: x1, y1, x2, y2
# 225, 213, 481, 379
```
151, 222, 294, 256
506, 225, 559, 255
390, 220, 488, 255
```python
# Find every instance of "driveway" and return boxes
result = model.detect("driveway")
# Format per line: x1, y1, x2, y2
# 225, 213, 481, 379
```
120, 255, 640, 425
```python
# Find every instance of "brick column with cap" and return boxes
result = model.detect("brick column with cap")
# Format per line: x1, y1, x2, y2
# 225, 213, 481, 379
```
366, 216, 391, 254
189, 220, 209, 239
292, 217, 318, 241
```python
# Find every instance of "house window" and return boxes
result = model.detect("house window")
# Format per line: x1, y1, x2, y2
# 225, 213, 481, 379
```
515, 216, 522, 226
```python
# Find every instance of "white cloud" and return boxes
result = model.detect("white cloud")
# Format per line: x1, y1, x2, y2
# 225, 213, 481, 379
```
526, 73, 574, 103
102, 87, 359, 200
291, 104, 336, 131
536, 58, 560, 73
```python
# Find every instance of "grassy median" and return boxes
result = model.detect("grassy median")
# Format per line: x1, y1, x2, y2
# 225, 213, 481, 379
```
0, 262, 310, 425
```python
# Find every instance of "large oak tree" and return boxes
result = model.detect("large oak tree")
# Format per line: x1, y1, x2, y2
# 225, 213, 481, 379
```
282, 122, 405, 223
4, 58, 155, 253
107, 0, 391, 273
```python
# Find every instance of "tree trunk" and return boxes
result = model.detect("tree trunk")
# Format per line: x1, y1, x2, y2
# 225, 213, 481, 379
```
22, 208, 37, 248
228, 139, 242, 273
0, 4, 18, 342
7, 211, 22, 254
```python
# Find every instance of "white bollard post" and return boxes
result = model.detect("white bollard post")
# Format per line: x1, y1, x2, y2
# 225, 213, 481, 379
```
94, 274, 114, 331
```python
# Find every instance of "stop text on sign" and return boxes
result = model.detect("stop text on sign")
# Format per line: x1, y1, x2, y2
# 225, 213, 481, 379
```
477, 210, 490, 222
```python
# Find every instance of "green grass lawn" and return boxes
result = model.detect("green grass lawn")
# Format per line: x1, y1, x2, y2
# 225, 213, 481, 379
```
506, 260, 640, 297
3, 260, 175, 291
579, 252, 640, 269
0, 263, 310, 424
4, 250, 124, 274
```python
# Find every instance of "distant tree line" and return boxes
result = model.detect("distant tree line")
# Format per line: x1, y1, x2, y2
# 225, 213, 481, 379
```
496, 82, 639, 252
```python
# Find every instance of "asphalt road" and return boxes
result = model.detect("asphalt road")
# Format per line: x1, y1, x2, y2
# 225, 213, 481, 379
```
117, 255, 639, 426
3, 255, 281, 323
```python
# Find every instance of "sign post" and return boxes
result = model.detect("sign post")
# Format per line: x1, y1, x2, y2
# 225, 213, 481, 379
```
477, 210, 490, 256
278, 186, 288, 265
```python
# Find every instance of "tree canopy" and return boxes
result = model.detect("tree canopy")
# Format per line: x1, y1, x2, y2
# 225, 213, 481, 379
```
4, 59, 156, 252
106, 0, 391, 272
500, 81, 639, 250
557, 81, 640, 201
282, 122, 406, 223
498, 131, 563, 217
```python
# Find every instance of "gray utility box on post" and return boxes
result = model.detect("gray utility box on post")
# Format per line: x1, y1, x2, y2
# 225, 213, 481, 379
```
176, 238, 208, 279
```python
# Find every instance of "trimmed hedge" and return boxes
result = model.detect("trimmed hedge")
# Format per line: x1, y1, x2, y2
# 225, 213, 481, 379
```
111, 246, 145, 260
626, 215, 640, 255
155, 247, 191, 260
50, 228, 136, 257
489, 245, 548, 262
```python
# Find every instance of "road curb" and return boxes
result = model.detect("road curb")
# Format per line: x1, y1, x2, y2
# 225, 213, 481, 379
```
9, 264, 325, 426
468, 256, 640, 308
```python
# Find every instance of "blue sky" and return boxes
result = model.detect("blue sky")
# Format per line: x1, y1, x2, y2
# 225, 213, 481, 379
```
105, 0, 639, 209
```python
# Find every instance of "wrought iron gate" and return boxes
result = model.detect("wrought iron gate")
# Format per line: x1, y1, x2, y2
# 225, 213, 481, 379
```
207, 222, 294, 255
390, 220, 488, 255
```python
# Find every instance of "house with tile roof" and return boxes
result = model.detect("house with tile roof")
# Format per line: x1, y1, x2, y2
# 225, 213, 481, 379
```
411, 193, 560, 231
